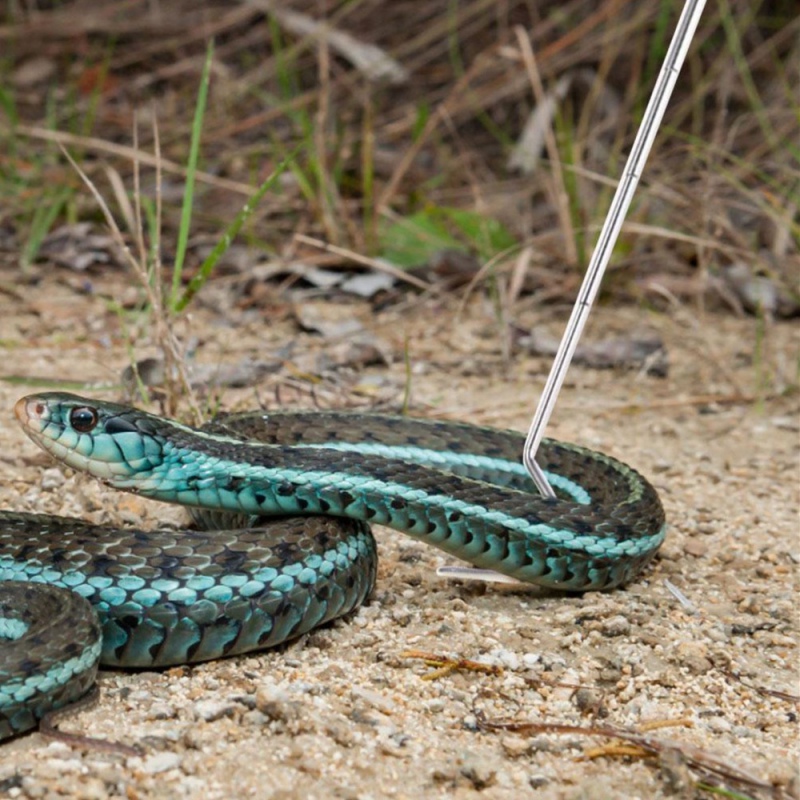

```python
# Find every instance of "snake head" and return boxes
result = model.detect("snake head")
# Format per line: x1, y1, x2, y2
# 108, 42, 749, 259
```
14, 392, 167, 483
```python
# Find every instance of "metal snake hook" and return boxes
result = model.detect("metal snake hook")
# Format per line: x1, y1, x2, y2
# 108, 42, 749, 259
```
521, 0, 707, 497
439, 0, 707, 584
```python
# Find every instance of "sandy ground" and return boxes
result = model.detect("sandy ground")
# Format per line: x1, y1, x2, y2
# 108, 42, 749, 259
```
0, 266, 797, 800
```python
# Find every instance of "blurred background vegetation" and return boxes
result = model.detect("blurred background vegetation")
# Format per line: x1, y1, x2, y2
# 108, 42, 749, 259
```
0, 0, 796, 319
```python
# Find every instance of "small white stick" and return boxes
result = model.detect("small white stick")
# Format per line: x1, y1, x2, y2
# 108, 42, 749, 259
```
523, 0, 707, 497
436, 566, 527, 586
664, 579, 698, 614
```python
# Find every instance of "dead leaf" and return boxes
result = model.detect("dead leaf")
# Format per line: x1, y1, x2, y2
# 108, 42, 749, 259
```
340, 271, 395, 298
38, 223, 124, 272
12, 56, 56, 88
251, 1, 409, 84
722, 261, 799, 318
523, 327, 668, 376
317, 336, 392, 370
293, 301, 369, 338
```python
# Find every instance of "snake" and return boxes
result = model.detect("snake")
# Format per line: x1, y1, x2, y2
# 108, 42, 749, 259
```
0, 392, 666, 741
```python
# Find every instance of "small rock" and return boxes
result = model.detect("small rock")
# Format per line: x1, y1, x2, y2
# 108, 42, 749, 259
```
241, 710, 270, 728
425, 698, 445, 713
326, 720, 357, 747
255, 685, 299, 722
490, 649, 520, 670
574, 687, 604, 714
696, 523, 716, 535
675, 642, 713, 674
141, 751, 182, 774
459, 753, 497, 789
378, 737, 406, 758
431, 764, 458, 784
501, 735, 531, 758
522, 653, 540, 669
601, 615, 631, 637
147, 703, 177, 721
684, 539, 708, 557
707, 716, 731, 733
350, 685, 396, 714
193, 699, 236, 722
41, 468, 66, 490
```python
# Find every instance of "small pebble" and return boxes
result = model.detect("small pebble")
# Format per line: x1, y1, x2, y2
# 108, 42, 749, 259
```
501, 736, 531, 758
40, 468, 66, 490
192, 698, 236, 722
141, 751, 183, 774
601, 615, 631, 637
684, 539, 708, 557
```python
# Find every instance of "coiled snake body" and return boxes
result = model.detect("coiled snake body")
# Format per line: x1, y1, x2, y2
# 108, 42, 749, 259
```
0, 393, 666, 740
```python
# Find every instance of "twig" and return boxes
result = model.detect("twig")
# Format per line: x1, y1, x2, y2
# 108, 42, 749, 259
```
401, 650, 503, 681
39, 686, 141, 758
17, 125, 256, 197
476, 714, 787, 799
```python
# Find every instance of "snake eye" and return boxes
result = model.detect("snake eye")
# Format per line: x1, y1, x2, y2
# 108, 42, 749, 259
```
69, 406, 99, 433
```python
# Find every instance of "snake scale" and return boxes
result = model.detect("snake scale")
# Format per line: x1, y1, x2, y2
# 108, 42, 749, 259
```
0, 392, 666, 740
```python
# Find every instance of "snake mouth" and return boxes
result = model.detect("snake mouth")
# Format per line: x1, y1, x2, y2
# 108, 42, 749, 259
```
14, 396, 38, 426
14, 396, 55, 444
15, 395, 72, 463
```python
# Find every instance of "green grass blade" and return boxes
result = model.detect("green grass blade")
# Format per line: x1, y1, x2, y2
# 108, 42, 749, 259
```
717, 0, 778, 150
175, 146, 300, 313
21, 186, 72, 270
171, 39, 214, 310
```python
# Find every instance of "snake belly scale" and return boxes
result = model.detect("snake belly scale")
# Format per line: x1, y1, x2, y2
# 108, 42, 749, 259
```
0, 393, 666, 740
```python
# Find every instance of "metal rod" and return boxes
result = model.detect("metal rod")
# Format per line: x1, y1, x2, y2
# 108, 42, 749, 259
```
523, 0, 707, 496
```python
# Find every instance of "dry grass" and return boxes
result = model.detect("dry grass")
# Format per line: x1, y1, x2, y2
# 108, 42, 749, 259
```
0, 0, 797, 317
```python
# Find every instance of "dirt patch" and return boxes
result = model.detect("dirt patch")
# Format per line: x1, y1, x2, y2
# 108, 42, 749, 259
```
0, 267, 797, 799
